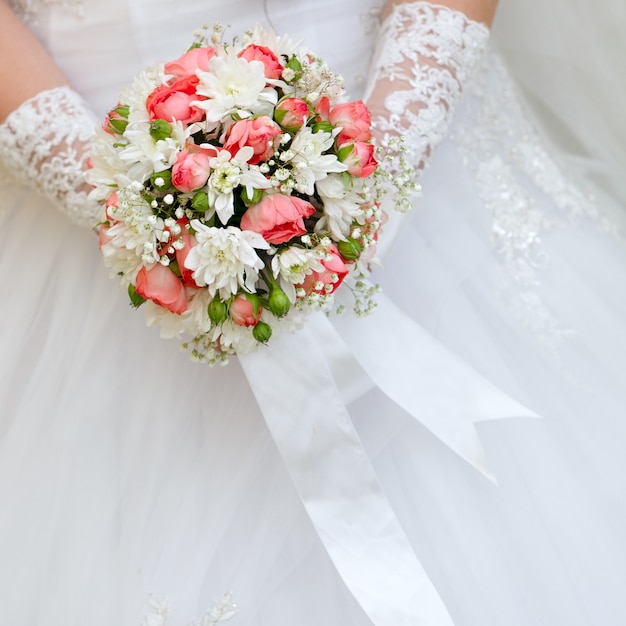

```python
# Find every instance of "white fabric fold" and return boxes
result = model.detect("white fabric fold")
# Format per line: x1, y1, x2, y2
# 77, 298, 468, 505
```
239, 329, 455, 626
330, 292, 538, 481
240, 292, 537, 623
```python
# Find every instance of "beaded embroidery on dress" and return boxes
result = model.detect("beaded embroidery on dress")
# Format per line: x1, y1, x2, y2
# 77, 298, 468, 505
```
6, 0, 83, 20
450, 51, 623, 354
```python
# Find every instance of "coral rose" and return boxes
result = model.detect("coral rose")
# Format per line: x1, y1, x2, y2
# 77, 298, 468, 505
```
338, 141, 378, 178
135, 264, 187, 314
240, 194, 316, 244
329, 101, 372, 145
146, 76, 205, 125
275, 98, 310, 131
238, 44, 284, 80
223, 116, 282, 165
171, 150, 212, 193
229, 293, 263, 327
165, 46, 215, 78
175, 231, 198, 287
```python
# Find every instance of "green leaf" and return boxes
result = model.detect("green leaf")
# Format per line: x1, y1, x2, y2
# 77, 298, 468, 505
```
128, 283, 146, 308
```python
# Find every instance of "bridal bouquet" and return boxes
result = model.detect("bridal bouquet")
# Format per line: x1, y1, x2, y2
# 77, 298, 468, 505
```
89, 24, 398, 364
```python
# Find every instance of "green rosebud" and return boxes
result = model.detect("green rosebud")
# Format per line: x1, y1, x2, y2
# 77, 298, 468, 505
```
192, 191, 209, 213
313, 121, 334, 134
241, 187, 264, 206
128, 283, 146, 308
150, 119, 172, 141
268, 287, 291, 317
108, 118, 128, 134
115, 104, 130, 119
337, 237, 362, 261
151, 170, 172, 190
105, 104, 130, 134
208, 298, 228, 325
252, 321, 272, 343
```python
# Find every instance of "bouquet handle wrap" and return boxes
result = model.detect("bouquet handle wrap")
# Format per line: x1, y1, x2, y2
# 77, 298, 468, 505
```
240, 300, 535, 624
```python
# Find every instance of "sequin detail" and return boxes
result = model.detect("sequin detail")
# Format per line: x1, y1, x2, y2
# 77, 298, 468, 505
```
452, 52, 613, 350
7, 0, 83, 19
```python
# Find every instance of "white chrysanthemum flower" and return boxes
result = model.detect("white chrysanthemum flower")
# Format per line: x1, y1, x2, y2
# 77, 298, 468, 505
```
288, 127, 347, 195
184, 221, 269, 298
206, 148, 272, 224
271, 246, 325, 301
245, 24, 303, 58
315, 173, 366, 240
212, 320, 259, 354
194, 52, 277, 122
120, 66, 164, 116
120, 126, 183, 183
143, 300, 185, 339
101, 192, 164, 281
143, 288, 214, 340
87, 126, 130, 199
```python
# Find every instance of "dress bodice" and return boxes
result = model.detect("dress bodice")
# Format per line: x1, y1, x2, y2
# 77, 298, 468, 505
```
11, 0, 384, 116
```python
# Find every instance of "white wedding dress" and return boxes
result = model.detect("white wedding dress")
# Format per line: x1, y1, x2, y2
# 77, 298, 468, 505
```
1, 1, 626, 625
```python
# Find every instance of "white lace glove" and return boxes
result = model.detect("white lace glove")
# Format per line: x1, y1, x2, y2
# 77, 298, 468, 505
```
0, 86, 101, 229
366, 1, 489, 176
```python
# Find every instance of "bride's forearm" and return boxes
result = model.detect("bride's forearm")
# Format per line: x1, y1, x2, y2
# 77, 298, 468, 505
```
0, 2, 69, 121
0, 3, 100, 228
383, 0, 499, 25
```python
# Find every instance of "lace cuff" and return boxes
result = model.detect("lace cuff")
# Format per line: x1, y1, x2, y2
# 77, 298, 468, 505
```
0, 86, 101, 229
366, 1, 489, 175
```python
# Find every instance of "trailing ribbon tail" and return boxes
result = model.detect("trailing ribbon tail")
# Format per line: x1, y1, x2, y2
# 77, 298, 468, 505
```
240, 329, 455, 625
330, 292, 539, 481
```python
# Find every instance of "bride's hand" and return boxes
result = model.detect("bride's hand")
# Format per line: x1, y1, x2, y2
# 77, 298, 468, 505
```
383, 0, 498, 25
367, 0, 495, 178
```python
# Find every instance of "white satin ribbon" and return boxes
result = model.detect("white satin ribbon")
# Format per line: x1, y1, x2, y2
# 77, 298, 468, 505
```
239, 329, 455, 625
240, 296, 536, 624
329, 292, 537, 481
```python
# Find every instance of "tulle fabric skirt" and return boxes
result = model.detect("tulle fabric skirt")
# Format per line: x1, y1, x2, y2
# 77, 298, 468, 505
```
2, 0, 626, 624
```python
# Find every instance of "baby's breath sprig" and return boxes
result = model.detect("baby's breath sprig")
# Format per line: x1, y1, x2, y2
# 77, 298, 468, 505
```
373, 135, 421, 212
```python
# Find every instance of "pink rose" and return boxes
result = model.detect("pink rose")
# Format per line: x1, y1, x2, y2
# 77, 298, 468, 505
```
175, 231, 198, 287
298, 245, 350, 296
315, 96, 331, 122
223, 116, 282, 165
229, 294, 263, 327
240, 193, 316, 244
238, 44, 284, 80
329, 101, 372, 145
171, 149, 212, 193
275, 98, 310, 131
338, 141, 378, 178
164, 46, 215, 78
98, 224, 111, 249
104, 190, 119, 221
135, 264, 188, 314
146, 76, 205, 125
103, 103, 129, 135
